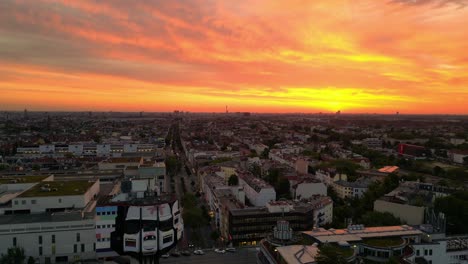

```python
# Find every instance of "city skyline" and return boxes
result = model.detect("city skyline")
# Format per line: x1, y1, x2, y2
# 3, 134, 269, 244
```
1, 0, 468, 114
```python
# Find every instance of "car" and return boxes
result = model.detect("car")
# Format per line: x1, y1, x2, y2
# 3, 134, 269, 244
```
170, 251, 180, 257
161, 254, 170, 258
214, 249, 226, 254
226, 247, 236, 252
181, 250, 191, 256
188, 244, 195, 248
193, 250, 205, 255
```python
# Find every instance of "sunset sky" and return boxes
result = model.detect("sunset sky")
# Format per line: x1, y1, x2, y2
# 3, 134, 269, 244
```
1, 0, 467, 114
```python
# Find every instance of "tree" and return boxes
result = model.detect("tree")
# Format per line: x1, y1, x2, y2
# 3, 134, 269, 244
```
315, 244, 348, 264
165, 156, 181, 176
210, 230, 220, 241
27, 257, 35, 264
0, 247, 26, 264
267, 168, 281, 185
360, 211, 402, 227
433, 166, 444, 176
261, 148, 270, 159
276, 177, 291, 199
228, 174, 239, 186
182, 208, 206, 228
249, 164, 262, 178
182, 193, 197, 209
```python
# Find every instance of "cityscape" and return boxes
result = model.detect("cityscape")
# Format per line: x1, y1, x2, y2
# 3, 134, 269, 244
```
1, 1, 468, 264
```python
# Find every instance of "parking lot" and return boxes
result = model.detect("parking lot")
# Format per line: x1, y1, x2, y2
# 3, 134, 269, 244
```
159, 248, 257, 264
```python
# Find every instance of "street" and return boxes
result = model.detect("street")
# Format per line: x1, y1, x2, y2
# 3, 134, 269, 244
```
160, 248, 258, 264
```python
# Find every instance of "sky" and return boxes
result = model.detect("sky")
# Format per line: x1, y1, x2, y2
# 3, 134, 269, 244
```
0, 0, 467, 114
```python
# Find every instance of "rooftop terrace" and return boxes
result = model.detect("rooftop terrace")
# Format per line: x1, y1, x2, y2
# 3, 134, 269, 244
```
18, 181, 95, 197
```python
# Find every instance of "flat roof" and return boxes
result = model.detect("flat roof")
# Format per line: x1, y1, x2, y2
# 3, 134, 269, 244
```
277, 245, 318, 264
0, 210, 92, 225
303, 225, 423, 244
18, 181, 95, 197
0, 176, 49, 184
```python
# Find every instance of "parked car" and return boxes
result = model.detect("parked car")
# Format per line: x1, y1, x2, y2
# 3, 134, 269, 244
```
226, 247, 236, 252
170, 251, 180, 257
181, 250, 191, 256
194, 250, 205, 255
161, 254, 170, 258
214, 248, 226, 254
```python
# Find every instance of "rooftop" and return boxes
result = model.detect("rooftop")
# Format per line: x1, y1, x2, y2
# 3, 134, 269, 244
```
276, 245, 319, 264
0, 176, 49, 184
0, 210, 93, 225
238, 172, 273, 192
18, 181, 95, 197
303, 225, 422, 244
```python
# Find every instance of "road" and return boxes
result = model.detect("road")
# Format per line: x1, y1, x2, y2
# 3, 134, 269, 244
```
160, 248, 258, 264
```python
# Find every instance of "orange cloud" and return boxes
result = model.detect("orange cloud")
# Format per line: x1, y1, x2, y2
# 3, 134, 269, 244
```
0, 0, 467, 114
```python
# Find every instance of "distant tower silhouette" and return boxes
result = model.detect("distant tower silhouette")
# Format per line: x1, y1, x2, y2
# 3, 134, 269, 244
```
24, 109, 28, 120
140, 111, 143, 118
226, 105, 228, 114
46, 113, 51, 130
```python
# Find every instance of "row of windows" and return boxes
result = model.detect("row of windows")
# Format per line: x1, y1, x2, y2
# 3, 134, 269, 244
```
96, 224, 115, 229
416, 249, 433, 256
14, 235, 56, 246
15, 241, 94, 256
96, 211, 116, 216
97, 238, 111, 242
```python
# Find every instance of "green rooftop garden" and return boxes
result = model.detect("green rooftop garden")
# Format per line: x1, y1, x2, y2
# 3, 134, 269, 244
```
324, 245, 355, 259
19, 181, 94, 197
362, 237, 404, 248
0, 176, 49, 184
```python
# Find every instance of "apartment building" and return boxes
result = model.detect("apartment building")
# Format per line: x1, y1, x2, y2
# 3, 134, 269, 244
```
238, 172, 276, 206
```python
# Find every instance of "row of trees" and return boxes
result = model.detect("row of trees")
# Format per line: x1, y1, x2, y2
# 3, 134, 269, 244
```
0, 247, 35, 264
435, 190, 468, 234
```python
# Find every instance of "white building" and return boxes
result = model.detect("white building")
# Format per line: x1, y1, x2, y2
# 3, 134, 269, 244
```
449, 150, 468, 164
238, 172, 276, 206
0, 178, 100, 263
16, 143, 159, 158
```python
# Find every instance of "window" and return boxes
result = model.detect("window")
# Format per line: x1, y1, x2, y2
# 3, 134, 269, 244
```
39, 236, 42, 244
93, 243, 96, 251
76, 233, 80, 242
429, 249, 432, 256
58, 199, 62, 203
74, 244, 77, 253
22, 200, 26, 205
13, 237, 16, 247
163, 235, 173, 244
96, 212, 101, 216
14, 200, 18, 205
416, 250, 420, 256
107, 211, 111, 215
425, 249, 428, 255
81, 244, 85, 252
31, 200, 36, 204
39, 247, 43, 256
52, 235, 55, 244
